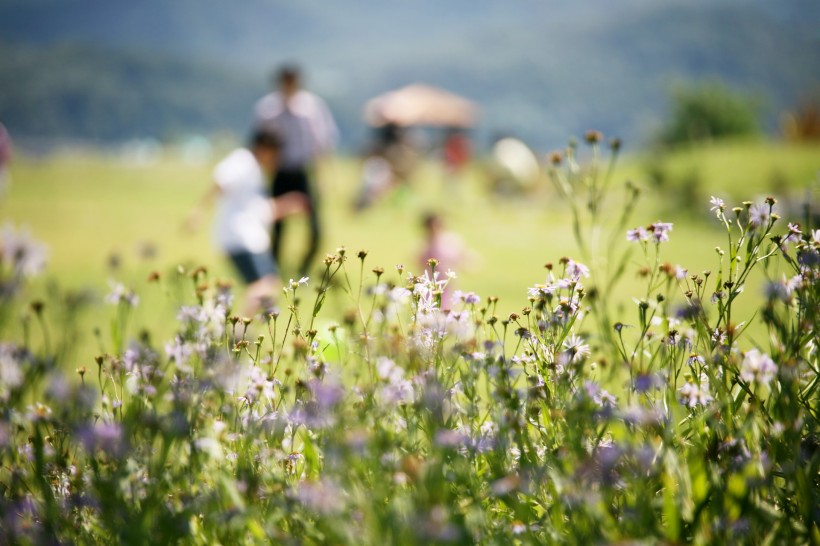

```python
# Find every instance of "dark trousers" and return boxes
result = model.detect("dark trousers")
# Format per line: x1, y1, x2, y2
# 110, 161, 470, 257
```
271, 168, 320, 276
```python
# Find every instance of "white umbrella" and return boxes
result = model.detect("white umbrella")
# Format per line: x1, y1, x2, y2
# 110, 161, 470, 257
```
364, 84, 479, 128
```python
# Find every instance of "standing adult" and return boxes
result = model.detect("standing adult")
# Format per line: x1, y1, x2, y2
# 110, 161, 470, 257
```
253, 65, 338, 276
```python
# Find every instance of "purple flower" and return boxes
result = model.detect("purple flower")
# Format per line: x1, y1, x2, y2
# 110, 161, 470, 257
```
649, 222, 673, 243
709, 196, 725, 215
748, 203, 770, 229
78, 422, 126, 457
783, 223, 801, 244
566, 259, 590, 280
626, 227, 648, 242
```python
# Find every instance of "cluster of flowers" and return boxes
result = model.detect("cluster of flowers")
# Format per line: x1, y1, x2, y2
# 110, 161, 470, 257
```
0, 196, 817, 544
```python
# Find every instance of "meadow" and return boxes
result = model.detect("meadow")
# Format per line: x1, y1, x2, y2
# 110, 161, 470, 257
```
2, 138, 818, 360
0, 137, 818, 544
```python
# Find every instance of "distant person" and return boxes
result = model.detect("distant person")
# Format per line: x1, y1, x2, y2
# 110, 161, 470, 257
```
253, 65, 338, 276
0, 123, 12, 197
185, 130, 308, 316
418, 212, 476, 307
354, 122, 419, 210
441, 127, 471, 178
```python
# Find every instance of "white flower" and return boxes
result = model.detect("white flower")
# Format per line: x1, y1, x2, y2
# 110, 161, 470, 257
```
562, 334, 590, 363
287, 276, 310, 290
105, 281, 139, 307
0, 223, 48, 278
678, 374, 713, 407
748, 203, 770, 229
740, 349, 777, 388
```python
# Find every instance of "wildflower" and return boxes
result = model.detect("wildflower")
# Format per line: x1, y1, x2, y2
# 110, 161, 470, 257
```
287, 276, 309, 290
649, 222, 673, 243
764, 276, 798, 303
490, 474, 520, 496
296, 478, 345, 515
105, 282, 139, 307
0, 223, 48, 277
621, 404, 665, 426
77, 422, 125, 457
783, 223, 801, 244
452, 290, 480, 305
434, 429, 471, 448
240, 366, 276, 404
739, 349, 778, 388
678, 374, 713, 407
583, 381, 617, 407
584, 130, 603, 144
376, 357, 404, 383
709, 196, 725, 216
748, 202, 770, 229
711, 328, 727, 346
380, 379, 415, 406
562, 334, 590, 363
26, 402, 53, 421
626, 227, 648, 242
687, 353, 706, 366
634, 372, 664, 392
0, 343, 24, 401
566, 259, 590, 280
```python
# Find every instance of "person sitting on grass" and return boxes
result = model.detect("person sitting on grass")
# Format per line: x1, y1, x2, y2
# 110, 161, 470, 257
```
186, 130, 308, 316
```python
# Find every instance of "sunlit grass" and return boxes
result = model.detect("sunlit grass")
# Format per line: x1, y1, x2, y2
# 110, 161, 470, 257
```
3, 139, 818, 364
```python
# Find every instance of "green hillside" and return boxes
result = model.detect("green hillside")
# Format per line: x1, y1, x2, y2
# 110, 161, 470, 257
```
0, 0, 817, 148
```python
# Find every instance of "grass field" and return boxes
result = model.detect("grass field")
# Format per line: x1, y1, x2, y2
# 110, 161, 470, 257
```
2, 137, 819, 544
3, 138, 819, 364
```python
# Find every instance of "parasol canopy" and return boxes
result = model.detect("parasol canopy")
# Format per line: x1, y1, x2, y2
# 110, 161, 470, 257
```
364, 84, 478, 128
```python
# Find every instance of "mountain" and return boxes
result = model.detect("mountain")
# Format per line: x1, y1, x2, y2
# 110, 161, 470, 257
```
0, 0, 818, 151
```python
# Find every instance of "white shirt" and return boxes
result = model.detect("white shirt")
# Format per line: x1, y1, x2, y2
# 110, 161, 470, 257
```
253, 90, 338, 169
212, 148, 273, 254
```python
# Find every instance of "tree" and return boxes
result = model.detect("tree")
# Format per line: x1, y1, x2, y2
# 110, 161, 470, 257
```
660, 81, 761, 146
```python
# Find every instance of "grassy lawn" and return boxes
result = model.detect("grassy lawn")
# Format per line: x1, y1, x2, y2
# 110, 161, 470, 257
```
3, 139, 818, 364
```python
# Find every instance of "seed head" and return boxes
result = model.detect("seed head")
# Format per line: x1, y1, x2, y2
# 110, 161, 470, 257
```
584, 130, 603, 144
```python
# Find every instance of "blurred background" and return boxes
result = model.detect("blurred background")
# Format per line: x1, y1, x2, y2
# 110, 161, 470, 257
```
1, 0, 819, 356
1, 0, 818, 151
